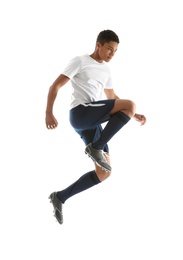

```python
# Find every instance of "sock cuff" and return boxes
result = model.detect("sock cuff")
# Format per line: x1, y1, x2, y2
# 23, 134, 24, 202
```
89, 170, 101, 184
114, 111, 131, 123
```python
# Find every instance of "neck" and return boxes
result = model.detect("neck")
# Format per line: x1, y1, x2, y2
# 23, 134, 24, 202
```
90, 52, 103, 63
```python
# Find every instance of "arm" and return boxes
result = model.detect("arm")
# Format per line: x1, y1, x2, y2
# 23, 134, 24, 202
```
104, 88, 119, 99
45, 74, 70, 129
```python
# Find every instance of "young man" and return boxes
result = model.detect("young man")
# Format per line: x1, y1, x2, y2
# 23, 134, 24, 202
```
45, 29, 146, 224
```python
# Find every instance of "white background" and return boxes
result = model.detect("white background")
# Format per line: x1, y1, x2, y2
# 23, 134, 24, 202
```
0, 0, 183, 259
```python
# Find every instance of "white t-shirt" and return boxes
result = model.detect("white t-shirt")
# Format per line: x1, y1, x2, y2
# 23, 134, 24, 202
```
62, 54, 113, 108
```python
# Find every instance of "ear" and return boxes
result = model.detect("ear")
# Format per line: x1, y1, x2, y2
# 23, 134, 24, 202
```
96, 42, 101, 49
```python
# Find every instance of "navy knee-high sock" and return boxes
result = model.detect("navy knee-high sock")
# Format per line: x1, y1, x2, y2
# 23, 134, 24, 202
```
57, 170, 101, 203
92, 111, 131, 150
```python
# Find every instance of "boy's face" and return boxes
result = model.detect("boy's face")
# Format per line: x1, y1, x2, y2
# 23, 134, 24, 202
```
97, 41, 118, 62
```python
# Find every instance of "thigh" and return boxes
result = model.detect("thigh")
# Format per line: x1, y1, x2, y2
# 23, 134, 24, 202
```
110, 99, 136, 117
69, 100, 115, 130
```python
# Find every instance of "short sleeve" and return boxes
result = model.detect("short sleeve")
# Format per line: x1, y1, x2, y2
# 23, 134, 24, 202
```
104, 74, 113, 89
62, 56, 81, 79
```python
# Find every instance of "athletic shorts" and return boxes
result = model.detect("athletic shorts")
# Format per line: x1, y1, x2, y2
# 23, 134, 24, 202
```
69, 99, 115, 153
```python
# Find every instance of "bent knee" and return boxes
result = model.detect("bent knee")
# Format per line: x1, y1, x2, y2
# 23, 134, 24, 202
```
95, 165, 111, 181
124, 100, 136, 118
111, 99, 136, 118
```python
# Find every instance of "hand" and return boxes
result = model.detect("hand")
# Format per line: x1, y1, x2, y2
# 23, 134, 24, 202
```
134, 113, 146, 126
45, 113, 58, 129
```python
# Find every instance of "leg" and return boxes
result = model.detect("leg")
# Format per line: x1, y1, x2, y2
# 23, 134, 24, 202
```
49, 169, 101, 224
87, 111, 132, 168
49, 125, 111, 224
90, 99, 136, 153
110, 99, 136, 117
49, 157, 111, 225
82, 100, 135, 170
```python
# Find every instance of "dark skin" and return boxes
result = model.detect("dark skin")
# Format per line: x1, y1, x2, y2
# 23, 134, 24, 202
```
45, 41, 146, 180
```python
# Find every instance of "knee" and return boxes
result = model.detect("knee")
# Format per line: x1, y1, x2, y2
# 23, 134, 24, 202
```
125, 100, 136, 118
95, 165, 112, 181
95, 153, 111, 181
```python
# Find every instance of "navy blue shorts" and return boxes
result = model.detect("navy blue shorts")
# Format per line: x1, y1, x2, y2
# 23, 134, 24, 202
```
69, 99, 115, 153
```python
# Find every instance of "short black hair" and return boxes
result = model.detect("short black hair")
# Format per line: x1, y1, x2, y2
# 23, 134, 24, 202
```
96, 30, 119, 45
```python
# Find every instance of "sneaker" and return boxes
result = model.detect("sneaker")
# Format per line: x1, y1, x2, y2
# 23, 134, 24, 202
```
49, 192, 63, 224
85, 143, 112, 172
